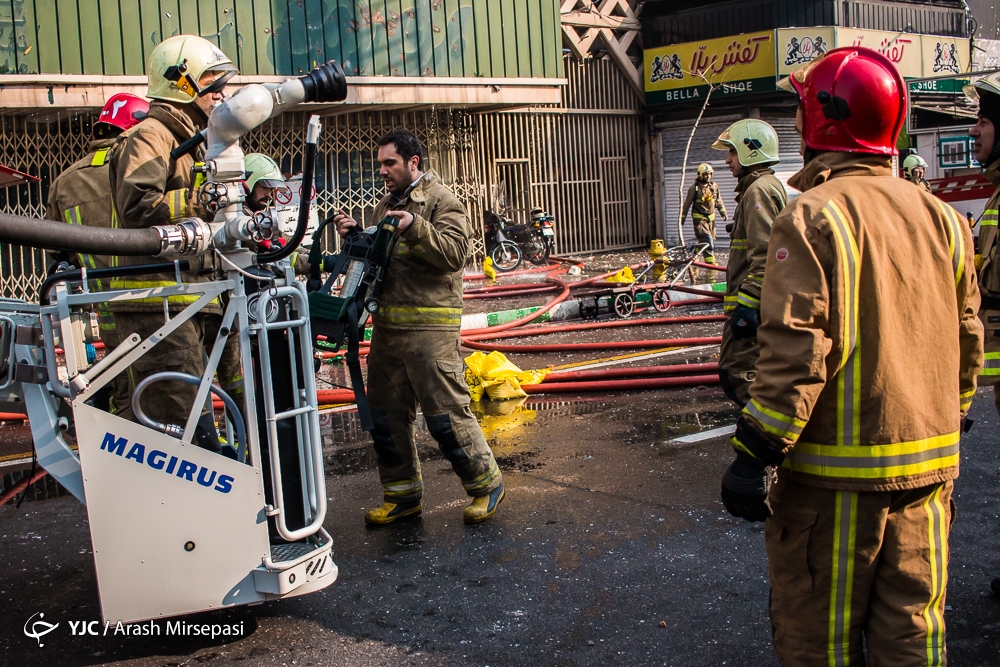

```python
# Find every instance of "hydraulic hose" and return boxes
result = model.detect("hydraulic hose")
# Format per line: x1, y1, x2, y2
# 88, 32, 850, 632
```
462, 335, 722, 354
257, 115, 320, 264
523, 374, 720, 394
0, 211, 162, 256
543, 362, 719, 382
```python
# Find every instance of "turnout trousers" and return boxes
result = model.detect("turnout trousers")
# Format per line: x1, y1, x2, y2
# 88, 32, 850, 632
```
718, 319, 759, 407
692, 214, 717, 255
766, 474, 954, 667
366, 327, 502, 504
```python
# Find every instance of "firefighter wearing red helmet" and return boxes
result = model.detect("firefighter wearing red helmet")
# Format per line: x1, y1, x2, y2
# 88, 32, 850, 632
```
720, 47, 983, 666
43, 92, 149, 415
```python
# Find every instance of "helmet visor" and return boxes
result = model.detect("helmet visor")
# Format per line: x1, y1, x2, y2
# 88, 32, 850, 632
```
199, 66, 237, 96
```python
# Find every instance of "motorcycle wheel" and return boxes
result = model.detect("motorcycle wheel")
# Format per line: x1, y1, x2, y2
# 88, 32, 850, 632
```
491, 241, 523, 272
524, 237, 551, 265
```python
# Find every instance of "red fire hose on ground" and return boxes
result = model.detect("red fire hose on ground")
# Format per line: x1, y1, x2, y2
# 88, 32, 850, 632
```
0, 469, 49, 506
523, 374, 719, 394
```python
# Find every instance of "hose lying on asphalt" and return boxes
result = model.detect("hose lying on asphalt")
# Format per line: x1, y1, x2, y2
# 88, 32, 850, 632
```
461, 313, 727, 342
0, 211, 163, 255
523, 374, 720, 394
462, 335, 723, 354
543, 362, 719, 382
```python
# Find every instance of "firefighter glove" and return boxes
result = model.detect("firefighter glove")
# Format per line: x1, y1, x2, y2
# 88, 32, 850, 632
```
729, 304, 759, 339
721, 452, 772, 522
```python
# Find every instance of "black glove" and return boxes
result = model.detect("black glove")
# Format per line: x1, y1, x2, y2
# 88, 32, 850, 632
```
729, 303, 759, 340
721, 452, 772, 522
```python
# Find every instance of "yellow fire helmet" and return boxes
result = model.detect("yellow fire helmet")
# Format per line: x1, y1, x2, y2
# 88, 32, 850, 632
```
711, 119, 780, 167
244, 153, 285, 191
964, 71, 1000, 102
147, 35, 237, 104
696, 163, 714, 177
902, 154, 928, 178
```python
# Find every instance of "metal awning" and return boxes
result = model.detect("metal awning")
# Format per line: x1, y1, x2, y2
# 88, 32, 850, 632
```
0, 164, 39, 188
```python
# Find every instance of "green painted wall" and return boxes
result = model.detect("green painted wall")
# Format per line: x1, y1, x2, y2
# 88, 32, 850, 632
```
0, 0, 562, 78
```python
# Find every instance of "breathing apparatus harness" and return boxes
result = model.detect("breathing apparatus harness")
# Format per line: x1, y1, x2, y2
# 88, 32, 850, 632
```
305, 216, 399, 431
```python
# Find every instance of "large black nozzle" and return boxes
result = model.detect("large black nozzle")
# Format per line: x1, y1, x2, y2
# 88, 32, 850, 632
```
300, 60, 348, 104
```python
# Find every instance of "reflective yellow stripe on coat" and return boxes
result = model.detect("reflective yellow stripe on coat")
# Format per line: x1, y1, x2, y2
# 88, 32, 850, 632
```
377, 306, 462, 327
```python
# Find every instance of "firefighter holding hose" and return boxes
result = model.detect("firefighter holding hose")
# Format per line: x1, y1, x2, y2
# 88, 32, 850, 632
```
720, 47, 982, 664
44, 93, 149, 415
107, 34, 238, 453
333, 130, 504, 525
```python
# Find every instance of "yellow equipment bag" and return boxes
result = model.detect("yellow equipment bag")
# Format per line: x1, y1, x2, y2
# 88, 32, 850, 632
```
606, 266, 635, 283
464, 350, 548, 401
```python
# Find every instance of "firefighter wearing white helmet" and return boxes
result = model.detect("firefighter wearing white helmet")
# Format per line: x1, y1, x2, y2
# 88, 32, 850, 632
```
903, 154, 932, 193
711, 118, 789, 407
681, 162, 727, 262
106, 34, 240, 456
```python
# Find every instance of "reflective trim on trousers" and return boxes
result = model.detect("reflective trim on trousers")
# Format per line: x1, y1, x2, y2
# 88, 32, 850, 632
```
462, 459, 500, 494
383, 477, 424, 499
782, 431, 961, 480
828, 490, 858, 667
922, 485, 948, 666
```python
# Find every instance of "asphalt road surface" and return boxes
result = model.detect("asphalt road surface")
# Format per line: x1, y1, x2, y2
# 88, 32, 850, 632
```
2, 386, 999, 667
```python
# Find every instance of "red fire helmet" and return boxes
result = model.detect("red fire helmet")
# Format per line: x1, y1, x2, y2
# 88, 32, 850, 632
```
778, 46, 906, 156
96, 93, 150, 135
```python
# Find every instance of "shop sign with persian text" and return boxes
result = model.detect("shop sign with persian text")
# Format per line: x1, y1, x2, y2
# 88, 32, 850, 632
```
644, 30, 776, 106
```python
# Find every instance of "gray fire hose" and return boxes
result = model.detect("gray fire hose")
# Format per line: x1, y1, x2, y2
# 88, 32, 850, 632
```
0, 211, 163, 255
132, 372, 248, 463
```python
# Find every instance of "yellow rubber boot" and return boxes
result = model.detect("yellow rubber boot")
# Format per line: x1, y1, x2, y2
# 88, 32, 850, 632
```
463, 483, 505, 524
364, 500, 422, 525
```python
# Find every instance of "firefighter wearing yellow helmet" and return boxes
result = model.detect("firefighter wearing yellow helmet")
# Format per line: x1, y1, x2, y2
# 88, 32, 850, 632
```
681, 162, 727, 262
903, 154, 932, 193
106, 34, 240, 455
711, 118, 789, 407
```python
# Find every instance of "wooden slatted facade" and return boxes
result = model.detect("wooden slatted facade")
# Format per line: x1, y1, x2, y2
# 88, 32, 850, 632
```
0, 0, 562, 78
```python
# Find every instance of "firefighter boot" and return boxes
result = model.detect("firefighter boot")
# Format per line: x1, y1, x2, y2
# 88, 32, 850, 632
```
364, 500, 422, 525
463, 482, 505, 524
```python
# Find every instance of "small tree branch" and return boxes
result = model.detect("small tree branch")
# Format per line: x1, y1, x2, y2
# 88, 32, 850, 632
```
675, 71, 718, 245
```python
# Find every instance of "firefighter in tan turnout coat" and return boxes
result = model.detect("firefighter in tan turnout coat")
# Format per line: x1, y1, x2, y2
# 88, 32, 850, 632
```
107, 34, 239, 453
44, 93, 149, 415
719, 47, 983, 666
711, 119, 789, 407
334, 130, 504, 526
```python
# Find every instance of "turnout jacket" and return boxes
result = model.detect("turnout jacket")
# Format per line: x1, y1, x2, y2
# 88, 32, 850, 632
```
107, 102, 218, 313
44, 138, 118, 274
371, 172, 469, 331
725, 168, 788, 314
682, 179, 727, 221
979, 159, 1000, 296
744, 152, 983, 492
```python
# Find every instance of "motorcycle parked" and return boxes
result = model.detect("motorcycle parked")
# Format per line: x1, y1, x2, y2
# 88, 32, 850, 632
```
483, 207, 556, 272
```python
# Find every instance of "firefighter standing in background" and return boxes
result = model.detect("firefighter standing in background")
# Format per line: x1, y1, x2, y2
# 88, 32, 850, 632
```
903, 153, 933, 193
44, 93, 149, 415
965, 73, 1000, 596
680, 163, 727, 263
107, 34, 237, 453
720, 47, 983, 665
711, 119, 788, 407
333, 130, 504, 525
